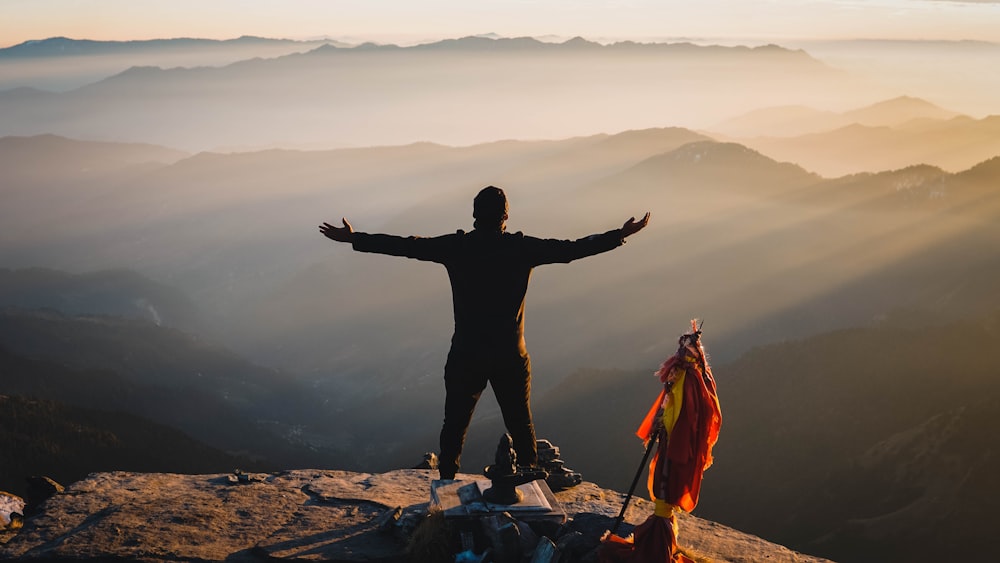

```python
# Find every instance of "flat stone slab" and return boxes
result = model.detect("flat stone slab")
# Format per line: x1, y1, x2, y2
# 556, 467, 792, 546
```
431, 478, 566, 523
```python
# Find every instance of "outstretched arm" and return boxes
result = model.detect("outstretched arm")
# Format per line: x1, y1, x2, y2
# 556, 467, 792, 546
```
319, 218, 355, 243
321, 219, 455, 263
621, 212, 651, 239
524, 211, 652, 266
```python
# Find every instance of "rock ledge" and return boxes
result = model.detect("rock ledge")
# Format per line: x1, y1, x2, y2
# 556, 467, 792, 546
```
0, 469, 831, 562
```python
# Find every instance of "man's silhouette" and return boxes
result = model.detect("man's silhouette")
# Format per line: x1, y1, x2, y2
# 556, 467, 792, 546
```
320, 186, 650, 479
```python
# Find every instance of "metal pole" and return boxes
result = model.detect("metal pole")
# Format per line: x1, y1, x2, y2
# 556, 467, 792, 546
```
610, 432, 658, 536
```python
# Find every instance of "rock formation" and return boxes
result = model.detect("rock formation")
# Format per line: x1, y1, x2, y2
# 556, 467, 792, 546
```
0, 469, 832, 562
536, 439, 583, 491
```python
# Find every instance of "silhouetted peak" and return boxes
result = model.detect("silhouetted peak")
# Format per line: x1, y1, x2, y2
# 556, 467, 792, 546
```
669, 140, 773, 163
752, 43, 795, 53
624, 140, 819, 191
353, 41, 399, 51
232, 35, 270, 43
596, 127, 711, 151
562, 36, 601, 48
0, 36, 92, 57
868, 95, 940, 109
413, 35, 547, 51
959, 155, 1000, 181
115, 65, 163, 76
844, 96, 958, 126
876, 163, 949, 187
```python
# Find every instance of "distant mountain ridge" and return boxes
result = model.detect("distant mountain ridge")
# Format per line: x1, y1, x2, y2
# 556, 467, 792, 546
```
0, 36, 348, 57
713, 95, 961, 138
711, 96, 1000, 175
841, 95, 959, 126
0, 35, 349, 93
330, 35, 817, 60
622, 140, 820, 194
1, 34, 815, 60
0, 35, 842, 150
0, 134, 188, 174
746, 114, 1000, 176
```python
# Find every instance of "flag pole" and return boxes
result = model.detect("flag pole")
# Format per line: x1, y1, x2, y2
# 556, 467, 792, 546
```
610, 431, 658, 536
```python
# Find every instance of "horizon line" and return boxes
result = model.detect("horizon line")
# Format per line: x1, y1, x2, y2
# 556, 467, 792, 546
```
4, 32, 999, 51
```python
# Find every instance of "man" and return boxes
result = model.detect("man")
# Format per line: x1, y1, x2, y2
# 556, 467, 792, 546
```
320, 186, 650, 479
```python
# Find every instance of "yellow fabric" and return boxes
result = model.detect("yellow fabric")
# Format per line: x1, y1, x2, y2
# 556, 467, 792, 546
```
654, 499, 674, 518
661, 368, 686, 435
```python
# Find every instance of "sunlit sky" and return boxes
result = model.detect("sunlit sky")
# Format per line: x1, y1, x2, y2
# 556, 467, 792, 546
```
2, 0, 1000, 47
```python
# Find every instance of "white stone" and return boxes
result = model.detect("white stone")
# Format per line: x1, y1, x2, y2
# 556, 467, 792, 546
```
0, 492, 25, 526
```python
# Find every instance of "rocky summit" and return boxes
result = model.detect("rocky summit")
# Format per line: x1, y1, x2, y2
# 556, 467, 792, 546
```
0, 469, 830, 562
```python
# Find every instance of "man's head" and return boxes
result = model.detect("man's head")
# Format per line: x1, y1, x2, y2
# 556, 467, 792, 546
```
474, 186, 508, 230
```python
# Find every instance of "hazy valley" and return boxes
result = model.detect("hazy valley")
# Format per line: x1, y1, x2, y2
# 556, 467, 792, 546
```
2, 34, 999, 562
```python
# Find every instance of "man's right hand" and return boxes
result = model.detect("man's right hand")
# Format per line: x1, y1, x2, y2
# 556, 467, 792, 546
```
319, 218, 355, 243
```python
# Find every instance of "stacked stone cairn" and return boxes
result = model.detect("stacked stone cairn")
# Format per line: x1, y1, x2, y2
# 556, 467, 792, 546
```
536, 439, 583, 491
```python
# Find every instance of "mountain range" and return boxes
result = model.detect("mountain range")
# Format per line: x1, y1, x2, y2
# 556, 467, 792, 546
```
712, 99, 1000, 176
712, 95, 961, 137
0, 36, 842, 150
0, 36, 347, 93
3, 129, 997, 374
0, 36, 348, 58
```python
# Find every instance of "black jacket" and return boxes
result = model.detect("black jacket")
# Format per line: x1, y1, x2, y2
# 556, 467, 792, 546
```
353, 227, 624, 358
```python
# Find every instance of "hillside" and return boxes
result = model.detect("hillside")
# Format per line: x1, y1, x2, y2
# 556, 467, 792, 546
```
0, 134, 185, 188
523, 311, 1000, 563
0, 394, 259, 499
705, 313, 1000, 562
0, 267, 202, 330
0, 311, 340, 470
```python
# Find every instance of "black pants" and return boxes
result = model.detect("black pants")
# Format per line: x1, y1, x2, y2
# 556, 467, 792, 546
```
438, 350, 536, 479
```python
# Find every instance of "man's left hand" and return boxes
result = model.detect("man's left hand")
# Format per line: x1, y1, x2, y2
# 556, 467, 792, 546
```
621, 212, 651, 238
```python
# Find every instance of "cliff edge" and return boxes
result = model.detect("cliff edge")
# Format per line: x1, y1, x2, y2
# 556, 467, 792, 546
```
0, 469, 831, 562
